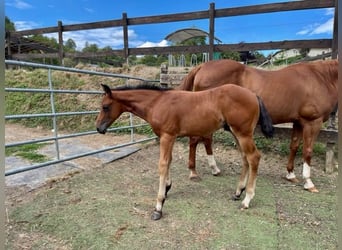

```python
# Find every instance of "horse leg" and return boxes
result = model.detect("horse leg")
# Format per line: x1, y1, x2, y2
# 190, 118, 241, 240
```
203, 135, 221, 176
188, 136, 201, 180
232, 151, 248, 200
234, 136, 261, 209
285, 122, 302, 183
230, 136, 248, 200
301, 120, 322, 193
151, 134, 175, 220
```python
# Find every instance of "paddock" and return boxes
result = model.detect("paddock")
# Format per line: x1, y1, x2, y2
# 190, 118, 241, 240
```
5, 124, 337, 249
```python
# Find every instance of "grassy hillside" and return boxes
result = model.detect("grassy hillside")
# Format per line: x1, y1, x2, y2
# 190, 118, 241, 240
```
5, 64, 161, 132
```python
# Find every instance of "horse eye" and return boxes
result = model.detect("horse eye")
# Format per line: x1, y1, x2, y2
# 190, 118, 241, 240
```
102, 105, 109, 112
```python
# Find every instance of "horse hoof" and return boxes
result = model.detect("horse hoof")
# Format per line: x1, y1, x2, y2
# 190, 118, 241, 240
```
212, 171, 221, 176
239, 204, 249, 210
151, 210, 162, 220
306, 187, 319, 193
285, 177, 300, 183
232, 194, 241, 201
189, 175, 201, 182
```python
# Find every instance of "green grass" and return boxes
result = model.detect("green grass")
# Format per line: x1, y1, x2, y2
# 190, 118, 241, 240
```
5, 143, 50, 162
6, 142, 337, 250
5, 69, 99, 132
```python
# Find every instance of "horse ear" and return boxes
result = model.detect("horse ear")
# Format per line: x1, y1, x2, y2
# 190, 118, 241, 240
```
101, 84, 112, 98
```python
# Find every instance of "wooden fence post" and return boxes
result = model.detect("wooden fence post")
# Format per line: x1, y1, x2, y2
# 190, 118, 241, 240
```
58, 21, 64, 66
122, 13, 129, 65
209, 3, 215, 61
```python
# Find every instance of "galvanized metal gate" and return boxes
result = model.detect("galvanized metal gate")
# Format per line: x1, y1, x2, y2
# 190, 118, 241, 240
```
5, 60, 158, 176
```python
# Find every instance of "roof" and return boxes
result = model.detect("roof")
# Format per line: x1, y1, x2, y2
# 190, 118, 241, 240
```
165, 28, 222, 44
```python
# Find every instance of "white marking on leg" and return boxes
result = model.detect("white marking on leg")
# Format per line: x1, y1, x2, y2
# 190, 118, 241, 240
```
156, 176, 166, 211
302, 162, 315, 189
241, 191, 254, 209
207, 154, 221, 175
286, 171, 296, 180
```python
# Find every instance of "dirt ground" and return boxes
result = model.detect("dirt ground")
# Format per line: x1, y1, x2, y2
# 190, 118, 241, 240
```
5, 123, 338, 249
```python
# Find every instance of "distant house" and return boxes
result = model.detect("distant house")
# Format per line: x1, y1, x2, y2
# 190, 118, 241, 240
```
271, 48, 331, 62
271, 49, 300, 61
307, 48, 332, 57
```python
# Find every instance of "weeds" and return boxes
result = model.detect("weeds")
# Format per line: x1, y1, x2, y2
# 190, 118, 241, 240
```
5, 143, 51, 162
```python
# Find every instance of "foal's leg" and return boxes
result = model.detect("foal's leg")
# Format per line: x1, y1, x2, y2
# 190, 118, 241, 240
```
151, 134, 175, 220
188, 136, 201, 180
286, 122, 302, 183
203, 135, 221, 176
230, 136, 248, 200
234, 136, 261, 209
188, 135, 220, 180
301, 120, 322, 193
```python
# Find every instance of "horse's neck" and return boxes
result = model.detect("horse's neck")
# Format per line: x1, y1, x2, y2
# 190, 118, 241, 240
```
112, 90, 162, 119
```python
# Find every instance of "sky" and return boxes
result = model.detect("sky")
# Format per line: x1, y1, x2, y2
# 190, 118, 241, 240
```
5, 0, 335, 55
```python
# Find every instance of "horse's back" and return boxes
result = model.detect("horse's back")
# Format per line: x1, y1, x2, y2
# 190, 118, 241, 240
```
193, 60, 246, 91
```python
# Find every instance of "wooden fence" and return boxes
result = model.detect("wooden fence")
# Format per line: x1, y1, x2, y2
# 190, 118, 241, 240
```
6, 0, 338, 64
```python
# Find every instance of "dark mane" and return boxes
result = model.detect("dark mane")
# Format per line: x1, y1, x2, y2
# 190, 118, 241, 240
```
114, 84, 173, 91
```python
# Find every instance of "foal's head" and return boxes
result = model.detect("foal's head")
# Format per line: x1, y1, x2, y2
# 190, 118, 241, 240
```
96, 84, 123, 134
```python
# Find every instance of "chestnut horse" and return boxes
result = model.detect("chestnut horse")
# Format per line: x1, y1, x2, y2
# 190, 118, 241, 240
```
96, 84, 274, 220
178, 59, 338, 193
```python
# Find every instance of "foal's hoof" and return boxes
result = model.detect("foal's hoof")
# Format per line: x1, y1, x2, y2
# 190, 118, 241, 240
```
284, 177, 300, 183
306, 186, 319, 193
189, 175, 202, 182
211, 169, 221, 176
151, 210, 162, 220
239, 204, 249, 210
232, 194, 241, 201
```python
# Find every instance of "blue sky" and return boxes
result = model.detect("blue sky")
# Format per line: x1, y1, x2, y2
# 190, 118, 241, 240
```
5, 0, 334, 55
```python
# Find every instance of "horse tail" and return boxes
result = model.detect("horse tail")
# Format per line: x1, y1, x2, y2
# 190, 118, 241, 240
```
257, 96, 274, 138
177, 64, 202, 91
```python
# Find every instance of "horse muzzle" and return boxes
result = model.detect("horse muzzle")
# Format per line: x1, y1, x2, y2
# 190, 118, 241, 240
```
96, 126, 107, 134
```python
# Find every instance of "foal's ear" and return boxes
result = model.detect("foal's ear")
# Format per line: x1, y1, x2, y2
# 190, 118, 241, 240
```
101, 84, 112, 98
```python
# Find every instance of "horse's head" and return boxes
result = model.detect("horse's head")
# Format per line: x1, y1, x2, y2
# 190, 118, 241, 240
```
96, 84, 123, 134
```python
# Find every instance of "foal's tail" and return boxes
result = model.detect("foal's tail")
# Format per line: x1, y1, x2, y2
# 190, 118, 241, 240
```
177, 64, 202, 91
257, 96, 274, 138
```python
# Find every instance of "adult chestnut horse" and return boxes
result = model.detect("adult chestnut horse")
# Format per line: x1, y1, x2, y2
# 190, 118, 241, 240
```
96, 84, 274, 220
178, 59, 338, 193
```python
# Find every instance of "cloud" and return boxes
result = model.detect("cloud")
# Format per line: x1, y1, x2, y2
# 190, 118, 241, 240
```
137, 40, 169, 48
13, 18, 168, 51
84, 7, 94, 13
46, 27, 141, 50
296, 9, 334, 36
310, 17, 334, 35
6, 0, 32, 10
14, 21, 40, 31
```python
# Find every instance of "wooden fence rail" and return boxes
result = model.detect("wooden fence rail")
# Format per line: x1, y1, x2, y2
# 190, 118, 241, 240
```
6, 0, 338, 64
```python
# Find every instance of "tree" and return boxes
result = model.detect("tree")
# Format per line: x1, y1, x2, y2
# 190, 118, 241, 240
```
82, 43, 99, 53
5, 16, 15, 32
64, 38, 77, 52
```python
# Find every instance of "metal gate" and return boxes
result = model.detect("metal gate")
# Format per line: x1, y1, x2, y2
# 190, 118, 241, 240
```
5, 60, 158, 176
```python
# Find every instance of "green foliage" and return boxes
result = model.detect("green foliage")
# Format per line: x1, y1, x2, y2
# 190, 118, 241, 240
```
138, 55, 168, 66
64, 39, 77, 52
273, 55, 303, 65
6, 143, 50, 162
220, 50, 241, 61
5, 16, 16, 31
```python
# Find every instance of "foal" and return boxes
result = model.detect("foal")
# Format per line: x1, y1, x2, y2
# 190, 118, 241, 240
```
96, 84, 273, 220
